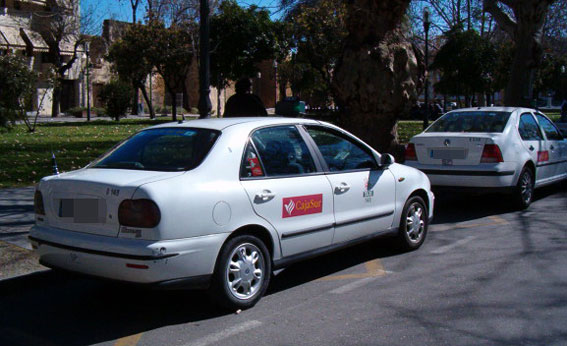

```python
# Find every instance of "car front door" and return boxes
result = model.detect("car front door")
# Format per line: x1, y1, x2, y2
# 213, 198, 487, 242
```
303, 125, 396, 244
240, 125, 335, 257
535, 113, 567, 180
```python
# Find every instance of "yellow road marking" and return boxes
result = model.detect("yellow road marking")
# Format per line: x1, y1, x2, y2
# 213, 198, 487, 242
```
114, 333, 143, 346
316, 259, 386, 282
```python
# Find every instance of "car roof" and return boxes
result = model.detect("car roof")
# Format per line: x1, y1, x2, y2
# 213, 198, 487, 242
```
145, 117, 322, 131
447, 106, 539, 114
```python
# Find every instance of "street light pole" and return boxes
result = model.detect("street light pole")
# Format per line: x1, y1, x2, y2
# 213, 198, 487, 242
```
198, 0, 212, 119
423, 7, 431, 130
85, 41, 91, 122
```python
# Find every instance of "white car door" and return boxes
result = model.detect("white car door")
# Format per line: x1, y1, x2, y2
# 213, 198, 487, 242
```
535, 113, 567, 180
518, 112, 547, 182
240, 125, 335, 257
303, 125, 396, 244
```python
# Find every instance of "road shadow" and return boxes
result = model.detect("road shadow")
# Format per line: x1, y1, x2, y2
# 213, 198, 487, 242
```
0, 270, 226, 346
268, 236, 403, 295
0, 234, 405, 346
431, 181, 567, 225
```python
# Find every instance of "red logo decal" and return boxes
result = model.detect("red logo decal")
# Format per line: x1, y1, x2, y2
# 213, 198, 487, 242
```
247, 157, 263, 176
537, 151, 549, 162
282, 194, 323, 218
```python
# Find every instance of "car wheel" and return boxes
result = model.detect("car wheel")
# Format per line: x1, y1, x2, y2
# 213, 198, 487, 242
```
397, 196, 428, 251
210, 235, 271, 310
515, 167, 534, 209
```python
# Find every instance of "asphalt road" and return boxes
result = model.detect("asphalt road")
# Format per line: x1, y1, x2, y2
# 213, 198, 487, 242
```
1, 184, 566, 346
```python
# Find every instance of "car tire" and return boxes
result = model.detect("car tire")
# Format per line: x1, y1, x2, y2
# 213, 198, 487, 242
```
396, 196, 428, 251
514, 167, 534, 209
209, 235, 271, 310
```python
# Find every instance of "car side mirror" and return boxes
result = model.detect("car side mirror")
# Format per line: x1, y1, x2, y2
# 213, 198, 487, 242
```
380, 153, 395, 168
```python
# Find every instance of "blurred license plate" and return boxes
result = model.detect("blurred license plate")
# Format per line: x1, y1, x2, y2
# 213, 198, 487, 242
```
431, 149, 466, 160
59, 199, 106, 223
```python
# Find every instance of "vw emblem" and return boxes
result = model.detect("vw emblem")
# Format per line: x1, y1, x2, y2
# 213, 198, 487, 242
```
444, 139, 451, 147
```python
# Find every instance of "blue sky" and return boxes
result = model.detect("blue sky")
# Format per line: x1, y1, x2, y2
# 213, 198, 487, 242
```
82, 0, 282, 34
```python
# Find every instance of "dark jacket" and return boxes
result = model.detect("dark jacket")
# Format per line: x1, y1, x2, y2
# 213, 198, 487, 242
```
224, 93, 267, 117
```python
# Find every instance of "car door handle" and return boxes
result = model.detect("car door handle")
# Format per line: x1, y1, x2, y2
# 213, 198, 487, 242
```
255, 190, 275, 202
334, 183, 350, 194
529, 145, 535, 151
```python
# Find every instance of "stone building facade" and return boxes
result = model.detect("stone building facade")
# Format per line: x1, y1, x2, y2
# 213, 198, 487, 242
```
0, 0, 85, 115
89, 19, 280, 117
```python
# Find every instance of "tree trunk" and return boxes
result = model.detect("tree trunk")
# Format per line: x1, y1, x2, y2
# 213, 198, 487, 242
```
132, 83, 139, 115
279, 80, 287, 101
51, 80, 62, 117
504, 33, 540, 107
170, 90, 177, 121
484, 0, 552, 107
217, 87, 221, 117
333, 0, 420, 156
140, 85, 155, 119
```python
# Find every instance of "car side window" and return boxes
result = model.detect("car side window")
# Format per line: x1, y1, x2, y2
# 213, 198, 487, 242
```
251, 126, 316, 177
305, 126, 378, 172
240, 141, 265, 178
518, 113, 543, 141
535, 114, 563, 140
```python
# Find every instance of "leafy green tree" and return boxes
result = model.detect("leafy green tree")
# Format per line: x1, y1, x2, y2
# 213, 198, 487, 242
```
100, 80, 133, 121
484, 0, 557, 106
0, 55, 38, 129
431, 29, 497, 104
144, 22, 194, 121
107, 24, 156, 119
287, 0, 347, 107
210, 0, 276, 94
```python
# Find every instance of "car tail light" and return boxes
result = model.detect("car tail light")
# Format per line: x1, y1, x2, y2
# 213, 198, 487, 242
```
481, 144, 503, 163
34, 190, 45, 215
118, 199, 161, 228
405, 143, 417, 161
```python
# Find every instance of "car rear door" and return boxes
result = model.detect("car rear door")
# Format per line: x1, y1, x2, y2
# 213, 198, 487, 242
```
303, 125, 396, 244
517, 112, 547, 182
240, 125, 335, 257
534, 113, 567, 180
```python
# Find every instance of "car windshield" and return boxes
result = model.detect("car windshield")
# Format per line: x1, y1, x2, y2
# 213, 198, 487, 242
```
91, 128, 220, 171
426, 111, 511, 133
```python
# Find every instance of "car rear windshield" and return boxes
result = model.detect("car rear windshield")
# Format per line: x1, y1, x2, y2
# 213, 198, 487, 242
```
91, 128, 220, 171
426, 111, 511, 133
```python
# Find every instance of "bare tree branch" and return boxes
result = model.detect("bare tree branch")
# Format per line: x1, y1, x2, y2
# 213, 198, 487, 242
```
483, 0, 517, 36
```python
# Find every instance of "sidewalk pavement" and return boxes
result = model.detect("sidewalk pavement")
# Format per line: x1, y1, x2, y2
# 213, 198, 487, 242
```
0, 187, 46, 280
19, 108, 277, 124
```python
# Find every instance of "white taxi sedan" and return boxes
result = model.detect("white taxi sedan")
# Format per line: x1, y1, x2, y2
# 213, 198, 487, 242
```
406, 107, 567, 208
30, 118, 434, 309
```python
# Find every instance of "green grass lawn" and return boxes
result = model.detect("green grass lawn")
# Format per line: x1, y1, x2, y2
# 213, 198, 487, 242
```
0, 114, 561, 188
0, 119, 170, 188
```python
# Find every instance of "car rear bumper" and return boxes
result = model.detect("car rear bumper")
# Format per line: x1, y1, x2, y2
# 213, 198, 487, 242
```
29, 225, 229, 285
405, 162, 517, 187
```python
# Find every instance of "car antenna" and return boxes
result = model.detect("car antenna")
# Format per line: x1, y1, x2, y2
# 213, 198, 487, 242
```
51, 149, 59, 175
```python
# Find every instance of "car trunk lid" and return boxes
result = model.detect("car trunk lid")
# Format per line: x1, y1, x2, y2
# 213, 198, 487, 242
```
40, 168, 183, 237
412, 133, 496, 166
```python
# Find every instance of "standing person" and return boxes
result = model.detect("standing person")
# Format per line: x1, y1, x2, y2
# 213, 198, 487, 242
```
224, 78, 268, 117
561, 99, 567, 122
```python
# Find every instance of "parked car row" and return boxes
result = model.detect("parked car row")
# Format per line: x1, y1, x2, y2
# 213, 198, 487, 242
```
29, 108, 566, 310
